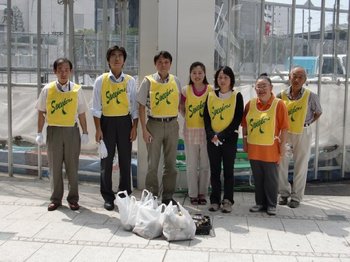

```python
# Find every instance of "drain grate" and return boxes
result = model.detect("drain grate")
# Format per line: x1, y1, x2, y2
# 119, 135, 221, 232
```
327, 214, 347, 221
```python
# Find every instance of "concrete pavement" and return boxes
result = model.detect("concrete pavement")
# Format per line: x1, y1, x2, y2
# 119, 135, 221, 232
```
0, 173, 350, 262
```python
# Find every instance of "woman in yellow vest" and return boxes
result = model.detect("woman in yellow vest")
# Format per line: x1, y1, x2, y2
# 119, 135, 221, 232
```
91, 46, 138, 211
242, 73, 289, 216
180, 62, 213, 205
203, 66, 244, 213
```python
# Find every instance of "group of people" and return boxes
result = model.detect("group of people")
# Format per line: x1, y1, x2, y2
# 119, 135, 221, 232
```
35, 46, 322, 216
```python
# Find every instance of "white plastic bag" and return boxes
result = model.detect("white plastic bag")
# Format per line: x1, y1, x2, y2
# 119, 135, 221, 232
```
115, 189, 157, 231
133, 202, 165, 239
162, 201, 196, 241
98, 140, 108, 159
115, 191, 137, 231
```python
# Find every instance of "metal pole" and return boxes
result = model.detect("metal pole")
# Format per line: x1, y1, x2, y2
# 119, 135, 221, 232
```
258, 0, 265, 76
314, 0, 326, 179
308, 3, 312, 55
226, 0, 232, 67
37, 0, 42, 178
6, 0, 13, 176
335, 0, 340, 76
68, 0, 78, 82
341, 0, 350, 178
289, 1, 296, 70
119, 0, 129, 49
102, 0, 108, 71
64, 0, 67, 57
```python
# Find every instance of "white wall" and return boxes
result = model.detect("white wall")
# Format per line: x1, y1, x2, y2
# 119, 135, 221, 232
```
137, 0, 215, 189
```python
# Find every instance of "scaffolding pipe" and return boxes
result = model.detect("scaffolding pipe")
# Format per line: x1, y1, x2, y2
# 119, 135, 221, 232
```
226, 0, 232, 67
102, 0, 108, 71
314, 0, 326, 179
289, 0, 296, 71
257, 0, 265, 76
37, 0, 42, 179
6, 0, 13, 176
341, 0, 350, 178
64, 0, 67, 57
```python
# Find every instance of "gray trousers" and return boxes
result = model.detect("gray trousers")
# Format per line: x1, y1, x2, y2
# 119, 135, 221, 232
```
145, 118, 179, 200
250, 160, 279, 208
46, 125, 81, 204
279, 126, 312, 202
185, 143, 210, 198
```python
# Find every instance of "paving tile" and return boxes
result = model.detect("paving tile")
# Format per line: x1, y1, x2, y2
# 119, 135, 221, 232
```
0, 205, 22, 218
4, 206, 47, 220
291, 202, 328, 218
189, 227, 230, 249
164, 249, 208, 262
72, 245, 124, 262
268, 232, 313, 252
71, 223, 117, 242
117, 247, 165, 262
277, 205, 295, 217
316, 220, 350, 237
37, 208, 79, 223
3, 220, 49, 238
0, 240, 44, 262
0, 219, 16, 231
281, 219, 321, 235
297, 257, 341, 262
34, 221, 83, 240
253, 254, 297, 261
26, 243, 82, 262
109, 228, 150, 245
209, 252, 253, 262
231, 232, 272, 250
247, 217, 284, 233
307, 232, 350, 254
71, 209, 111, 225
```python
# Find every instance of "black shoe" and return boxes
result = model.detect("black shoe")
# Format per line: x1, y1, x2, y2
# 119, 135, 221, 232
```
68, 202, 80, 211
162, 198, 177, 205
279, 197, 288, 205
104, 202, 115, 211
48, 202, 61, 211
288, 200, 300, 208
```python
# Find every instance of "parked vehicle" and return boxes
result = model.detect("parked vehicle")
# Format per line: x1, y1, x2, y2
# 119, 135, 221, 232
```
285, 55, 346, 77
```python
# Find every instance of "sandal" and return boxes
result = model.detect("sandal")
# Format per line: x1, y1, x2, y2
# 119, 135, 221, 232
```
198, 198, 207, 205
190, 197, 199, 205
198, 194, 207, 205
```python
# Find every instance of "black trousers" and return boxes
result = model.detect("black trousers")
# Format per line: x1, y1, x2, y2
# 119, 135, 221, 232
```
207, 140, 237, 205
100, 115, 132, 203
250, 160, 278, 208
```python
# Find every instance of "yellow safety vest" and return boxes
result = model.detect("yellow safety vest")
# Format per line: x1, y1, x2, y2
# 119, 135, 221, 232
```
246, 98, 279, 146
147, 74, 179, 117
46, 81, 79, 127
185, 84, 212, 128
207, 90, 237, 133
281, 89, 310, 134
101, 73, 131, 116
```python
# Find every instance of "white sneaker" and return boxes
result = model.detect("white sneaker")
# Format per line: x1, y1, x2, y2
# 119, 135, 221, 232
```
208, 203, 220, 212
221, 199, 232, 213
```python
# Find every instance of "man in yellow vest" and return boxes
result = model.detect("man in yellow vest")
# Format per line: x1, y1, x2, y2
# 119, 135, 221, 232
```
278, 67, 322, 208
137, 51, 181, 205
36, 58, 89, 211
92, 46, 138, 211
